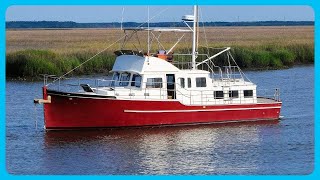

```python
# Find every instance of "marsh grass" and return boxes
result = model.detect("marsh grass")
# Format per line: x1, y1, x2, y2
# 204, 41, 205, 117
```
6, 49, 115, 78
6, 26, 314, 78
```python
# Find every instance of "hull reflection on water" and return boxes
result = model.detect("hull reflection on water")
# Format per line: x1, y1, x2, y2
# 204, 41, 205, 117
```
43, 120, 279, 175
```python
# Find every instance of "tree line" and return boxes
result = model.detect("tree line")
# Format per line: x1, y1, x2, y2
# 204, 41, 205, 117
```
6, 21, 314, 29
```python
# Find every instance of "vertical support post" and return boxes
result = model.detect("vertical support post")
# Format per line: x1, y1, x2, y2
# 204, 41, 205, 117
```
78, 78, 80, 92
190, 90, 191, 105
121, 7, 125, 30
192, 5, 198, 70
201, 91, 203, 105
147, 6, 150, 56
97, 79, 99, 91
144, 84, 147, 99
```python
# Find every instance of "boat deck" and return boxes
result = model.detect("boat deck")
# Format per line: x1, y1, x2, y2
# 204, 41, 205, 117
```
257, 97, 280, 104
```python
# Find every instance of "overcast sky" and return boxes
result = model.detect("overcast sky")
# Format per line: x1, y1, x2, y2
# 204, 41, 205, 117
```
6, 5, 314, 22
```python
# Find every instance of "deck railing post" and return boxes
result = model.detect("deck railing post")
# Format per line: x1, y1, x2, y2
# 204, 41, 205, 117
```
144, 83, 147, 99
78, 78, 80, 92
274, 88, 280, 101
201, 91, 203, 105
130, 88, 132, 99
190, 90, 191, 105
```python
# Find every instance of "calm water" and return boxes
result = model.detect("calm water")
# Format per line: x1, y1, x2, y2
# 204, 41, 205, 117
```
6, 65, 314, 175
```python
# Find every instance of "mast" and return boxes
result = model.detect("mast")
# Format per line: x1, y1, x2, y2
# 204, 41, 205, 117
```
147, 6, 150, 56
192, 5, 198, 70
120, 7, 125, 30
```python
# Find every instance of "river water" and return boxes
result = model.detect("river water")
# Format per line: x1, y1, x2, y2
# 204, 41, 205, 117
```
5, 65, 314, 175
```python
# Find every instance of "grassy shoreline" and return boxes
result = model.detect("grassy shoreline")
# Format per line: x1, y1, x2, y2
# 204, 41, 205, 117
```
6, 44, 314, 80
6, 27, 314, 79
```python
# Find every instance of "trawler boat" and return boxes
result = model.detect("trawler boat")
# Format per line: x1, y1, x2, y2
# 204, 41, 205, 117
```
34, 6, 282, 130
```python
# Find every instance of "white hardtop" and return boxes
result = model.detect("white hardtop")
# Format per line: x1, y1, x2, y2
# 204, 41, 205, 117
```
111, 55, 180, 74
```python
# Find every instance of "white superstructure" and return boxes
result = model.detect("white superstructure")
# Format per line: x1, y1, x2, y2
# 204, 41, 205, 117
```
93, 52, 257, 106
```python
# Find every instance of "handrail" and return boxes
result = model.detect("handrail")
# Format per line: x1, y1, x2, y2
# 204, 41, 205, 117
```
42, 75, 281, 105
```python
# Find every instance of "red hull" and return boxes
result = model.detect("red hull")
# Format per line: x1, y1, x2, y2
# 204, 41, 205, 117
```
43, 87, 282, 130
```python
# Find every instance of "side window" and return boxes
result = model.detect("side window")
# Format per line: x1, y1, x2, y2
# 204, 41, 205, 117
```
180, 78, 185, 88
188, 78, 191, 88
119, 72, 131, 86
131, 74, 142, 88
214, 91, 224, 99
229, 90, 239, 98
196, 77, 206, 87
244, 90, 253, 98
146, 78, 163, 88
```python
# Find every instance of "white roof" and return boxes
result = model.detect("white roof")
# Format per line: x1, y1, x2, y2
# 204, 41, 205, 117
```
111, 55, 180, 74
112, 55, 145, 73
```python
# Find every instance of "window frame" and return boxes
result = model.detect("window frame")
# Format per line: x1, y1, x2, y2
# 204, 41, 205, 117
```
146, 78, 163, 88
196, 77, 207, 87
244, 90, 253, 98
119, 72, 131, 87
187, 78, 191, 88
180, 78, 185, 88
131, 74, 142, 88
111, 72, 120, 87
214, 91, 224, 99
229, 90, 239, 98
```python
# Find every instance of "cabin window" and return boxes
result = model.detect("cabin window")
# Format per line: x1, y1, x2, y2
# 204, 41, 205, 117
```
146, 78, 163, 88
119, 72, 131, 86
180, 78, 185, 88
229, 90, 239, 98
131, 74, 142, 88
244, 90, 253, 98
111, 72, 120, 87
214, 91, 224, 99
188, 78, 191, 88
196, 77, 206, 87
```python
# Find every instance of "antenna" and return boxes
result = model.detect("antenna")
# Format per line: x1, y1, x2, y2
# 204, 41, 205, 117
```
121, 7, 125, 30
147, 6, 150, 57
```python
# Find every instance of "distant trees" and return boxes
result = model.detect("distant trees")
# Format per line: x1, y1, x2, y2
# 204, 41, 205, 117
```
6, 21, 314, 29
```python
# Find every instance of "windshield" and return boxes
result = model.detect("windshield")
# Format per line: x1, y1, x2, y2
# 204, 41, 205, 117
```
111, 72, 120, 87
119, 72, 131, 87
